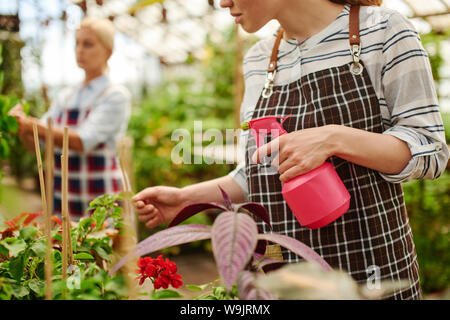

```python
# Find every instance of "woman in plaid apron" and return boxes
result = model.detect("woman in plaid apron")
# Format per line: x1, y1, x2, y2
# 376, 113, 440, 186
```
11, 17, 130, 220
245, 5, 423, 299
49, 83, 125, 219
133, 0, 448, 300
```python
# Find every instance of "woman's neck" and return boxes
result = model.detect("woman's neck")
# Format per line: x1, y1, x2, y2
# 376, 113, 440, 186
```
83, 67, 106, 86
276, 0, 346, 43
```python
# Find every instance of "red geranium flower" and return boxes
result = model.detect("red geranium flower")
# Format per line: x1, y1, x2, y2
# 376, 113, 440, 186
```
51, 215, 63, 226
136, 255, 183, 290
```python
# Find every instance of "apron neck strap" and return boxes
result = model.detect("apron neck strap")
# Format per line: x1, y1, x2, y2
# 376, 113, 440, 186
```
268, 28, 284, 73
349, 5, 361, 46
263, 4, 362, 98
267, 5, 361, 74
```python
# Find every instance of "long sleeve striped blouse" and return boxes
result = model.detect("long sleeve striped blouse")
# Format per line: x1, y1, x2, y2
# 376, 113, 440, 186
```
228, 4, 449, 199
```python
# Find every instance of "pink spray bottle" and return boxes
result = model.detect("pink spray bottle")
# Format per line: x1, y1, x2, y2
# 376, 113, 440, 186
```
242, 115, 351, 229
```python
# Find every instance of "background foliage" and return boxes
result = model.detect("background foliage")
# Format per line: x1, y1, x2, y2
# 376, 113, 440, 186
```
1, 24, 449, 296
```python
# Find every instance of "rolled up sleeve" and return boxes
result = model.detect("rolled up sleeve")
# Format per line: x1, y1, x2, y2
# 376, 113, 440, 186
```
228, 161, 248, 201
228, 124, 249, 200
379, 12, 449, 183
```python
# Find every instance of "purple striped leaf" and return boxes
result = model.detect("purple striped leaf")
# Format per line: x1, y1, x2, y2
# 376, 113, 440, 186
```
109, 224, 212, 275
237, 271, 275, 300
218, 185, 233, 211
168, 203, 227, 228
236, 202, 272, 256
258, 233, 332, 271
211, 211, 259, 290
236, 202, 272, 231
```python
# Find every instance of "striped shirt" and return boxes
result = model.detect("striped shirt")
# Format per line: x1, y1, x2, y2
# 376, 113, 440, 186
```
229, 4, 449, 199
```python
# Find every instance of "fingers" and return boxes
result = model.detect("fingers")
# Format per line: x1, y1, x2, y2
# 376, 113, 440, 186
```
279, 165, 299, 183
135, 200, 146, 209
136, 202, 155, 216
132, 187, 158, 203
9, 105, 26, 118
145, 216, 161, 229
252, 137, 280, 164
9, 104, 23, 113
137, 212, 160, 229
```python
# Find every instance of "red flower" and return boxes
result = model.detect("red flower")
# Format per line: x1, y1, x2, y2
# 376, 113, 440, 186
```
136, 255, 183, 290
51, 216, 63, 226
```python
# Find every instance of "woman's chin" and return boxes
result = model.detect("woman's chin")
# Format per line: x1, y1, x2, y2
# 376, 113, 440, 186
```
240, 22, 264, 34
76, 61, 86, 69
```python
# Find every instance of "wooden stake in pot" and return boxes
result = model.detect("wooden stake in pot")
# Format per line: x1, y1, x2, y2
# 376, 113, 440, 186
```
61, 127, 73, 295
117, 137, 137, 299
32, 122, 52, 300
62, 127, 73, 264
45, 118, 54, 219
61, 152, 68, 287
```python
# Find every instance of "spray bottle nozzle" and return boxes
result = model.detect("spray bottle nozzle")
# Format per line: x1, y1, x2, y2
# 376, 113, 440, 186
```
241, 115, 292, 148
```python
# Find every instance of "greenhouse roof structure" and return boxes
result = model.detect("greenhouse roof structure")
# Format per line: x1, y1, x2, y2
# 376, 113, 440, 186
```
67, 0, 450, 64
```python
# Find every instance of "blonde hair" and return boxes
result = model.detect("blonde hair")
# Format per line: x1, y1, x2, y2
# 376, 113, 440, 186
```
78, 17, 116, 52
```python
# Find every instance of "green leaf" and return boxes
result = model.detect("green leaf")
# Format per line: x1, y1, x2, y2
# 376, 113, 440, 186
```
0, 282, 12, 299
6, 115, 18, 133
28, 257, 42, 278
9, 255, 24, 281
0, 139, 9, 159
1, 237, 27, 257
92, 207, 107, 231
151, 289, 183, 300
93, 245, 110, 261
104, 276, 128, 297
186, 283, 211, 291
53, 233, 62, 242
28, 279, 45, 295
30, 239, 47, 258
11, 283, 29, 299
52, 249, 61, 262
19, 226, 37, 241
70, 231, 77, 252
79, 217, 94, 231
0, 244, 8, 256
74, 252, 95, 260
36, 261, 45, 279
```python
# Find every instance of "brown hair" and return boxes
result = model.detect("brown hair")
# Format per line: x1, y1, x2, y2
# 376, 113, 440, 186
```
329, 0, 383, 5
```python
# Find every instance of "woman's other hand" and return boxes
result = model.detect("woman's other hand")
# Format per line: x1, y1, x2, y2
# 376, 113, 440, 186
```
8, 104, 33, 136
8, 104, 25, 118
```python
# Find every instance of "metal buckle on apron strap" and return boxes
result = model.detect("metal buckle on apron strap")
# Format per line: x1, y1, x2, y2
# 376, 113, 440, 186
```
350, 43, 363, 75
262, 66, 276, 99
262, 28, 284, 99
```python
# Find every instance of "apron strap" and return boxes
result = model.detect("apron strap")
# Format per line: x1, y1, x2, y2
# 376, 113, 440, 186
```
349, 5, 363, 75
268, 28, 284, 73
262, 4, 363, 99
349, 5, 361, 46
262, 28, 284, 99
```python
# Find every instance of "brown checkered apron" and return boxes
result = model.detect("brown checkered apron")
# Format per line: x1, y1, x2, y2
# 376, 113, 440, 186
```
244, 5, 421, 300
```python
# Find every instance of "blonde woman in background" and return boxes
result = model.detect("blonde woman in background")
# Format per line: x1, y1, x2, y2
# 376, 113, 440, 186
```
10, 17, 131, 221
